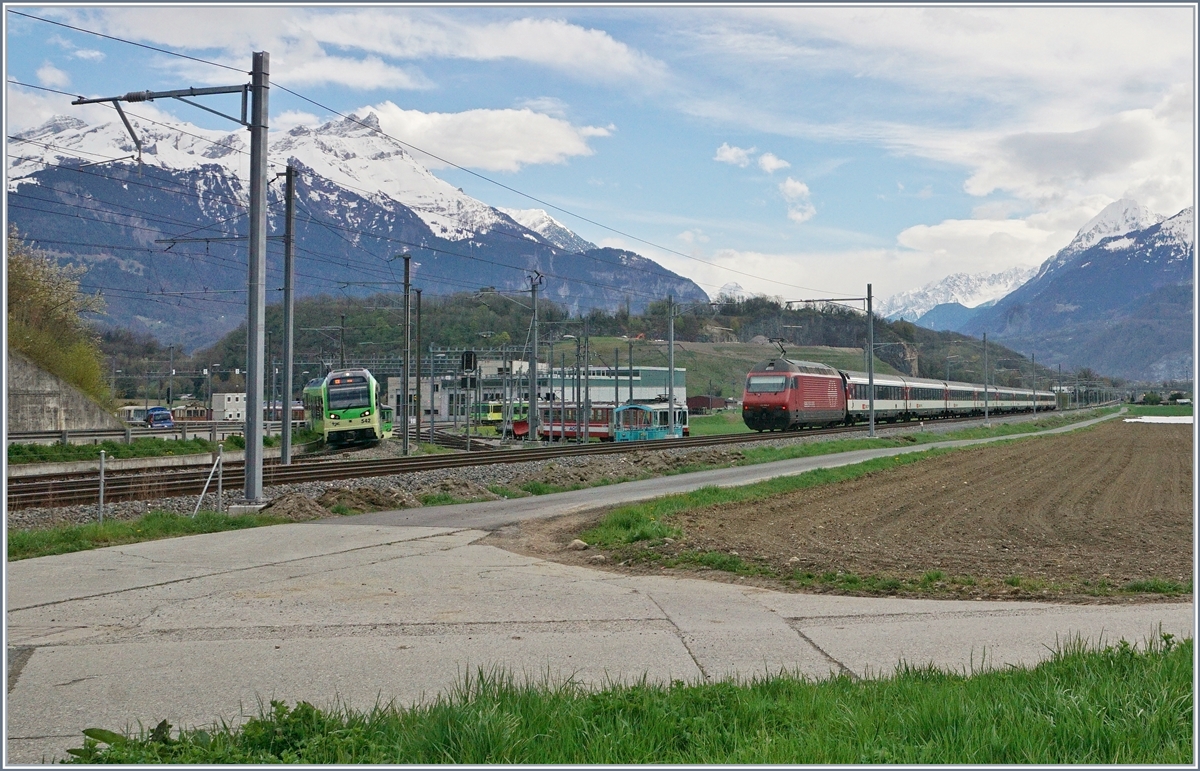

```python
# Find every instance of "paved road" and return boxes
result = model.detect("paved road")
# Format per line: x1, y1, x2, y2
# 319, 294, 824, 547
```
6, 409, 1192, 764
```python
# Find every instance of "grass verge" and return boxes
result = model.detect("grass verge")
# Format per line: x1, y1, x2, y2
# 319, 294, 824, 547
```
7, 511, 291, 561
63, 635, 1192, 764
579, 451, 946, 548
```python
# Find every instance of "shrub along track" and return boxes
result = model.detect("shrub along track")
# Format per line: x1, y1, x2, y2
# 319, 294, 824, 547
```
488, 419, 1193, 602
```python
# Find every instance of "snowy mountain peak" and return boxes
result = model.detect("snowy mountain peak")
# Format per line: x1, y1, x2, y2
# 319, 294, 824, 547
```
10, 112, 506, 241
1159, 205, 1194, 243
879, 266, 1037, 321
497, 207, 597, 254
715, 282, 753, 301
1040, 199, 1164, 278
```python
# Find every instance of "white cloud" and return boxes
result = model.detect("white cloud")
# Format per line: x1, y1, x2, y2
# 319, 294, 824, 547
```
36, 61, 70, 88
368, 101, 612, 172
72, 49, 106, 62
778, 177, 815, 223
274, 110, 322, 132
714, 142, 754, 167
757, 152, 790, 173
50, 8, 666, 90
678, 230, 710, 244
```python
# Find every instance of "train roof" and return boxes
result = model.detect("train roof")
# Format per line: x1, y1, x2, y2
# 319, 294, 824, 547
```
325, 368, 373, 382
749, 359, 840, 376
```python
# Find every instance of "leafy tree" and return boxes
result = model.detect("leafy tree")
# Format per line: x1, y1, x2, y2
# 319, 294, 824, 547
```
7, 226, 111, 405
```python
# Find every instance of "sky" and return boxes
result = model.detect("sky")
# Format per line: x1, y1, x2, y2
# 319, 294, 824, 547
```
5, 3, 1197, 303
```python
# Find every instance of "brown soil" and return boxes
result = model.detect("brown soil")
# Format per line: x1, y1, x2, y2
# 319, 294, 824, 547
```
260, 493, 339, 521
414, 478, 501, 502
316, 486, 422, 514
486, 419, 1194, 602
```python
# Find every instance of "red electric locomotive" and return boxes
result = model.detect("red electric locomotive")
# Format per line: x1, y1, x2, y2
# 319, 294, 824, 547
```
741, 358, 846, 431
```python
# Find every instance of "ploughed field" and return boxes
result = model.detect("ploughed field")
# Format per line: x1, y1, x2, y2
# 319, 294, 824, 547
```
492, 419, 1192, 602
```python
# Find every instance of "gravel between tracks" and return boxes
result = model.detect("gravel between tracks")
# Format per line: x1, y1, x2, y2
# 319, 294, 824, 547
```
7, 412, 1064, 531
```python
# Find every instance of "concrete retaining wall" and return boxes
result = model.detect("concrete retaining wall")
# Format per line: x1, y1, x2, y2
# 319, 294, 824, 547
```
6, 351, 124, 432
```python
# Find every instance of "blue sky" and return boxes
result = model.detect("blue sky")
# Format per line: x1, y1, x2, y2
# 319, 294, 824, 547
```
5, 4, 1196, 302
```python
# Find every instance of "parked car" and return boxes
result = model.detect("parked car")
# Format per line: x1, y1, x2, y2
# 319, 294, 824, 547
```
145, 407, 175, 429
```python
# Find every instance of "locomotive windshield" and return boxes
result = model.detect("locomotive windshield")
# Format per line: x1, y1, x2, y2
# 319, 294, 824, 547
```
746, 375, 788, 393
328, 385, 371, 410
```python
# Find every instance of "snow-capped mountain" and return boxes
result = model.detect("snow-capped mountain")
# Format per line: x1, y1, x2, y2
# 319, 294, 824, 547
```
8, 113, 708, 347
715, 282, 753, 301
964, 205, 1194, 381
497, 207, 597, 254
10, 112, 511, 241
1033, 198, 1164, 281
879, 266, 1037, 321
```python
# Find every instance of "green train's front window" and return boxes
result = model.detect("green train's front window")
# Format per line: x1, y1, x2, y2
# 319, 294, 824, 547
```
329, 385, 370, 410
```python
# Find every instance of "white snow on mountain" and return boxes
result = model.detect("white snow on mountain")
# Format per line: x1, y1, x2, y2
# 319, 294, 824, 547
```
497, 207, 596, 254
879, 266, 1037, 321
1158, 205, 1194, 245
715, 282, 753, 301
9, 111, 509, 241
1036, 198, 1164, 279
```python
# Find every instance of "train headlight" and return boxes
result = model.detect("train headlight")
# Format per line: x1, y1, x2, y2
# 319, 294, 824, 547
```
361, 410, 371, 418
329, 413, 340, 420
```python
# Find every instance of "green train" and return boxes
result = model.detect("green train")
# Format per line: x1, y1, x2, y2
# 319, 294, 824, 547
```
302, 368, 393, 445
470, 400, 529, 425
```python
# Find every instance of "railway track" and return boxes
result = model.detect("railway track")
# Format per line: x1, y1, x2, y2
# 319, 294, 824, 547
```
5, 414, 1025, 511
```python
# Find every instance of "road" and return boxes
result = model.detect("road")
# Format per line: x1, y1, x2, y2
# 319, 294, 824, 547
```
5, 409, 1192, 763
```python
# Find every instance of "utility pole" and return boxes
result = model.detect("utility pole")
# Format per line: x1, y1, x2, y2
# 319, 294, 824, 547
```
72, 56, 269, 499
167, 344, 175, 409
265, 331, 272, 436
402, 253, 411, 456
340, 314, 346, 367
584, 318, 591, 442
281, 164, 295, 464
614, 348, 620, 405
527, 272, 543, 444
867, 284, 875, 438
668, 295, 676, 436
1031, 352, 1036, 414
415, 288, 422, 445
628, 339, 634, 402
983, 332, 990, 424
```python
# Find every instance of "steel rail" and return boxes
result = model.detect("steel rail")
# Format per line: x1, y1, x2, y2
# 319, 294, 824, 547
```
6, 413, 1021, 510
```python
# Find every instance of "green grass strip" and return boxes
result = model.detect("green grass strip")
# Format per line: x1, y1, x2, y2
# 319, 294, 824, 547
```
580, 450, 947, 547
7, 510, 290, 561
63, 635, 1193, 764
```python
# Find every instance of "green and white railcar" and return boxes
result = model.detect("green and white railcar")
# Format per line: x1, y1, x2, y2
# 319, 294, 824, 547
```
302, 368, 390, 445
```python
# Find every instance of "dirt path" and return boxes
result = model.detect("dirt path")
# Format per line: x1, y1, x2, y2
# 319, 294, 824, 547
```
488, 419, 1193, 602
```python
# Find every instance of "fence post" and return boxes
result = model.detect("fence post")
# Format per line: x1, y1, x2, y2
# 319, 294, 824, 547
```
217, 443, 224, 514
124, 427, 132, 445
98, 449, 105, 524
60, 429, 69, 446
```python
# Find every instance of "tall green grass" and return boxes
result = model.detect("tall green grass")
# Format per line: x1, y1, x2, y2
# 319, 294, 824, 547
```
63, 635, 1192, 764
7, 511, 290, 561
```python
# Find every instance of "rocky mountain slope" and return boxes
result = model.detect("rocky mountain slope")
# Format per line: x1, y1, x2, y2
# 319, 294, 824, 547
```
963, 205, 1193, 382
8, 113, 707, 349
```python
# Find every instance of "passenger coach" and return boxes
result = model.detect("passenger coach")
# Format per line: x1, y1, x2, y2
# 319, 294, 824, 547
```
743, 357, 1054, 432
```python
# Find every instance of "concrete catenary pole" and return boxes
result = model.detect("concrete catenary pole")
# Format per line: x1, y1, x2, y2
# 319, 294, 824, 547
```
402, 254, 411, 456
415, 288, 422, 444
244, 51, 270, 503
983, 332, 990, 424
668, 295, 677, 436
281, 164, 295, 464
528, 275, 540, 443
867, 284, 875, 438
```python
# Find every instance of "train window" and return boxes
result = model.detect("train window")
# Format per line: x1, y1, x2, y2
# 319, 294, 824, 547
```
747, 375, 788, 392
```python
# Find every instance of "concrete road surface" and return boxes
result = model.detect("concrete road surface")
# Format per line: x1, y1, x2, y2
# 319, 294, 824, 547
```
6, 410, 1192, 764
